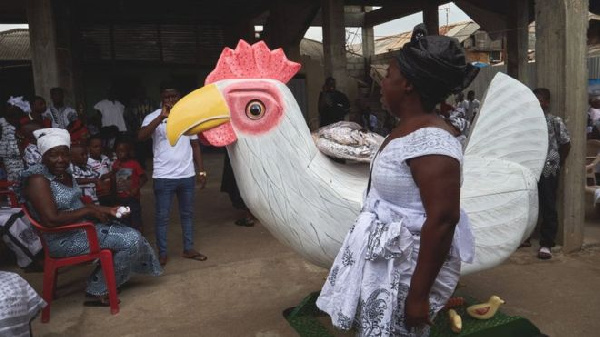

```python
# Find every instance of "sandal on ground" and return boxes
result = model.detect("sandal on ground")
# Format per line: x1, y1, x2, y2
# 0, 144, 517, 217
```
182, 249, 208, 261
234, 217, 255, 227
538, 247, 552, 260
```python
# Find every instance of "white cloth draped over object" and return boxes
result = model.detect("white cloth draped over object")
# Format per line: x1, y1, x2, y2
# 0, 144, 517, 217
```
313, 121, 384, 163
0, 271, 46, 337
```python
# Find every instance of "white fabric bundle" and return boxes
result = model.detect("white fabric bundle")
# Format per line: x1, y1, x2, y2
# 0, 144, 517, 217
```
314, 121, 384, 163
33, 128, 70, 155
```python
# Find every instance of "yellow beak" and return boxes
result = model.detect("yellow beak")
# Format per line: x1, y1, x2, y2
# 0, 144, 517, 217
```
166, 84, 230, 146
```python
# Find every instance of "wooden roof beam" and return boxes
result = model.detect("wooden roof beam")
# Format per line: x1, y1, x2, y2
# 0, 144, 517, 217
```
364, 0, 450, 28
453, 0, 523, 40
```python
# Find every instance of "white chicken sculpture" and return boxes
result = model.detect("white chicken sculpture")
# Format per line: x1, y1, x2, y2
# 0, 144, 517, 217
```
167, 40, 548, 275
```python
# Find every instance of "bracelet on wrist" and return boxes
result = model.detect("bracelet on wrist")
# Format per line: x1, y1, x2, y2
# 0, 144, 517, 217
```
197, 171, 207, 177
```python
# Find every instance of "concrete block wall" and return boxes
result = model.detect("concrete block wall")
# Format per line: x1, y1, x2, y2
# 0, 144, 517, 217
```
346, 55, 365, 78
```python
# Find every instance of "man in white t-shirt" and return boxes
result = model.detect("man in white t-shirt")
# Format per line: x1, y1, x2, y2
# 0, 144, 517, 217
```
94, 89, 128, 132
138, 82, 207, 266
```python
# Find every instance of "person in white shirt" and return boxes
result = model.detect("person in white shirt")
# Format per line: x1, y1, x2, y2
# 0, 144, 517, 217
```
466, 90, 481, 122
138, 81, 207, 266
94, 89, 128, 132
49, 88, 78, 129
588, 95, 600, 130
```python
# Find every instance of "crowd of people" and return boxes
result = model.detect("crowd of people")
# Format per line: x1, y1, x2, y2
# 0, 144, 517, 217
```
0, 81, 214, 308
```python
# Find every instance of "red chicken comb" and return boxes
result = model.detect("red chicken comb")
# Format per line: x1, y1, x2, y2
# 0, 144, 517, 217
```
205, 40, 301, 85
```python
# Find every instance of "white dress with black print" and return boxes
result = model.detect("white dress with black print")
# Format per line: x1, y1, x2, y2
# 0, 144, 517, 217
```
317, 127, 475, 337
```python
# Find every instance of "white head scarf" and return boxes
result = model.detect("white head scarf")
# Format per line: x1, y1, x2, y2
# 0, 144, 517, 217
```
7, 96, 31, 114
33, 128, 70, 155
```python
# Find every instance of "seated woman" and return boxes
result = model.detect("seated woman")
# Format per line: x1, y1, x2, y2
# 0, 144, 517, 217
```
21, 128, 162, 305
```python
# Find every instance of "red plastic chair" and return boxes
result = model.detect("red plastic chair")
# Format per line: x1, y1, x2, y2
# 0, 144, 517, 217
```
21, 205, 120, 322
0, 180, 19, 207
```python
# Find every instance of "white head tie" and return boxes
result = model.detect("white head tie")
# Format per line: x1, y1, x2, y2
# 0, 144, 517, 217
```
7, 96, 31, 114
33, 128, 70, 155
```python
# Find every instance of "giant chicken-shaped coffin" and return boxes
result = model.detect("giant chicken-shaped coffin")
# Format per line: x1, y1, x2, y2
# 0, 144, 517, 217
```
167, 40, 548, 275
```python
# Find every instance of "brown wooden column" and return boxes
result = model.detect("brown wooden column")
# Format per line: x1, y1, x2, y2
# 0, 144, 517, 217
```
53, 0, 83, 109
423, 2, 440, 35
535, 0, 589, 252
26, 0, 60, 101
262, 0, 320, 61
507, 0, 529, 83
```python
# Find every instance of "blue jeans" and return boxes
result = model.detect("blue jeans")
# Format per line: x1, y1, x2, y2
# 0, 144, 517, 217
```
153, 177, 195, 257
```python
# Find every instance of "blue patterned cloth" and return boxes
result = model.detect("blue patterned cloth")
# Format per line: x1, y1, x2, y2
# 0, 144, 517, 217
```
21, 164, 162, 296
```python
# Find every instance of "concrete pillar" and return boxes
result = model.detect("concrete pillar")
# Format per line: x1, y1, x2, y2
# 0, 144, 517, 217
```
507, 0, 529, 84
535, 0, 589, 252
322, 0, 349, 93
26, 0, 60, 101
361, 26, 374, 59
423, 2, 440, 35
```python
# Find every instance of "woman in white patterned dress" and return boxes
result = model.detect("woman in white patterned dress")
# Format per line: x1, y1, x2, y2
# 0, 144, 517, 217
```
316, 24, 479, 336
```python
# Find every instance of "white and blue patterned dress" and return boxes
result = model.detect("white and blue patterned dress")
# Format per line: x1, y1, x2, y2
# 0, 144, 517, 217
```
21, 164, 163, 296
317, 128, 475, 337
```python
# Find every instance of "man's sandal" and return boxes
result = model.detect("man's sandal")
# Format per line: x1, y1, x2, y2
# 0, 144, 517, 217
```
182, 250, 208, 261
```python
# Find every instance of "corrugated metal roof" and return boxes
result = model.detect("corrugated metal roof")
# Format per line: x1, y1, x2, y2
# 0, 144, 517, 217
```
300, 37, 362, 61
300, 38, 324, 60
445, 21, 480, 43
0, 29, 30, 61
352, 20, 482, 55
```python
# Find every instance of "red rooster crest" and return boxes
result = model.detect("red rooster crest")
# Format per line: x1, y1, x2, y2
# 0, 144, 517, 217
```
205, 40, 301, 85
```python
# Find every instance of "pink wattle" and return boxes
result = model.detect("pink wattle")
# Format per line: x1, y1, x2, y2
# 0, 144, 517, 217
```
200, 122, 237, 147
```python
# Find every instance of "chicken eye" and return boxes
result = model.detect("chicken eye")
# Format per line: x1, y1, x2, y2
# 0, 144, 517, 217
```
245, 100, 265, 120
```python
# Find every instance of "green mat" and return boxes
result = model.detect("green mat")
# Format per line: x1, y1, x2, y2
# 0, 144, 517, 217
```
285, 292, 542, 337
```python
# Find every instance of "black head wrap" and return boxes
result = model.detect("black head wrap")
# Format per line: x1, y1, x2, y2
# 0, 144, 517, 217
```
396, 24, 479, 105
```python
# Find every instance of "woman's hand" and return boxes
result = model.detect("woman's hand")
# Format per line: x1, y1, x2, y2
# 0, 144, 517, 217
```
404, 293, 432, 330
86, 205, 119, 222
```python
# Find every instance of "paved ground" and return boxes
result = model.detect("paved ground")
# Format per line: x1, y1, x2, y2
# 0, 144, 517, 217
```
3, 151, 600, 336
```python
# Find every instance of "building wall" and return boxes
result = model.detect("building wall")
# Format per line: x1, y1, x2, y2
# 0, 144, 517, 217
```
466, 50, 491, 64
81, 64, 212, 118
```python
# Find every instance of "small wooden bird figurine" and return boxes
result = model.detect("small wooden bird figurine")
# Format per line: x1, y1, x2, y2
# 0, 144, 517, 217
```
448, 309, 462, 333
467, 296, 505, 319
